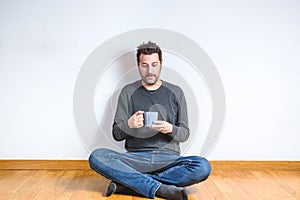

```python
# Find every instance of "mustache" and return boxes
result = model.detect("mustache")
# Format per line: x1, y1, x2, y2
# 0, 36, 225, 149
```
145, 74, 156, 77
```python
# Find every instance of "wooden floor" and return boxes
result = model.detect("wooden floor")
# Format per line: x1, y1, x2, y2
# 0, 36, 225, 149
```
0, 169, 299, 200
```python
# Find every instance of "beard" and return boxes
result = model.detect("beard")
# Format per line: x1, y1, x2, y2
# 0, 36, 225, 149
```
142, 74, 158, 85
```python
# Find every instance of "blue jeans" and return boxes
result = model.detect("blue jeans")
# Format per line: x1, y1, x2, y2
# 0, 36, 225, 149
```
89, 148, 211, 198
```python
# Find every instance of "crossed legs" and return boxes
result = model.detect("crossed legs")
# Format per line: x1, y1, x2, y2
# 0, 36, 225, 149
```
89, 148, 211, 199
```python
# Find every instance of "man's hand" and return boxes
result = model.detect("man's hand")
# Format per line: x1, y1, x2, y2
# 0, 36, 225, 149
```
150, 120, 173, 134
128, 110, 144, 128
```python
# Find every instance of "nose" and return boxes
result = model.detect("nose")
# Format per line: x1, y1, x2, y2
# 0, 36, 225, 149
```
147, 66, 153, 74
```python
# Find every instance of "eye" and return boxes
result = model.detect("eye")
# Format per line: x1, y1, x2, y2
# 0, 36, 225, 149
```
152, 63, 159, 67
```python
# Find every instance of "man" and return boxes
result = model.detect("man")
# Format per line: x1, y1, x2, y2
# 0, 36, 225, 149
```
89, 41, 211, 200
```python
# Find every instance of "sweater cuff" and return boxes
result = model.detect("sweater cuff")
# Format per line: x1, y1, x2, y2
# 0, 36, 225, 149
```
169, 125, 179, 138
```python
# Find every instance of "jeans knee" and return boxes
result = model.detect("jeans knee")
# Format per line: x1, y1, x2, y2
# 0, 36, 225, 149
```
191, 156, 211, 183
88, 148, 113, 170
200, 157, 211, 180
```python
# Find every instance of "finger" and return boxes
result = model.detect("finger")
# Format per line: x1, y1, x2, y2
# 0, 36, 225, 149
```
136, 123, 143, 128
149, 126, 159, 130
134, 118, 143, 125
135, 110, 144, 116
133, 121, 143, 128
137, 115, 144, 120
153, 120, 164, 124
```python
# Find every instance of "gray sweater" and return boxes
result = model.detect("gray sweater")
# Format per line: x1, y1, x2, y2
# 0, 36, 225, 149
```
112, 80, 189, 155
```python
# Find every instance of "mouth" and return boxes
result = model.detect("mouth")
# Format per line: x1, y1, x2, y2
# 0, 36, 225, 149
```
146, 74, 155, 78
145, 76, 155, 81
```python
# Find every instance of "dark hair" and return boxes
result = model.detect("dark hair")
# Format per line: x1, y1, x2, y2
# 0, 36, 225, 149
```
136, 41, 162, 65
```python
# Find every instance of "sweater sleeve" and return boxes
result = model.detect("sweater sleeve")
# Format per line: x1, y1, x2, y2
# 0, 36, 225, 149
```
112, 87, 132, 141
167, 87, 190, 142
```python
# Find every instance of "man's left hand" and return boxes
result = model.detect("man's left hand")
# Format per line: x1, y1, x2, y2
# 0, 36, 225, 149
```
150, 120, 173, 134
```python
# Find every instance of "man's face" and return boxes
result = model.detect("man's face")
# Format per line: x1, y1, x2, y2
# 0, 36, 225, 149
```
138, 53, 162, 85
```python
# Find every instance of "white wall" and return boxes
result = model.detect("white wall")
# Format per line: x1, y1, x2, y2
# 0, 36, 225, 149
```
0, 0, 299, 160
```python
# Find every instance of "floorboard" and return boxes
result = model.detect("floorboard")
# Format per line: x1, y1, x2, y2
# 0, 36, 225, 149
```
0, 169, 299, 199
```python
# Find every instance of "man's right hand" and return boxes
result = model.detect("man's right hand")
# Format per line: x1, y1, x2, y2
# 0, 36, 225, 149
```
128, 110, 144, 128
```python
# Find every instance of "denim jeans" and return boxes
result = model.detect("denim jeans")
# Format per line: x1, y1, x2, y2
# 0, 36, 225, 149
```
89, 148, 211, 198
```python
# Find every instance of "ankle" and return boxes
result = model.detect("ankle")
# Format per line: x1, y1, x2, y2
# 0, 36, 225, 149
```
156, 184, 188, 200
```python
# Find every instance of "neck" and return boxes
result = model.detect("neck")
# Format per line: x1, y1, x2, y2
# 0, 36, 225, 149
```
141, 79, 162, 90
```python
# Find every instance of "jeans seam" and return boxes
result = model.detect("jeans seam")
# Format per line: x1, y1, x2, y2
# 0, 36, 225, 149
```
113, 154, 150, 164
157, 160, 192, 177
152, 182, 161, 198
